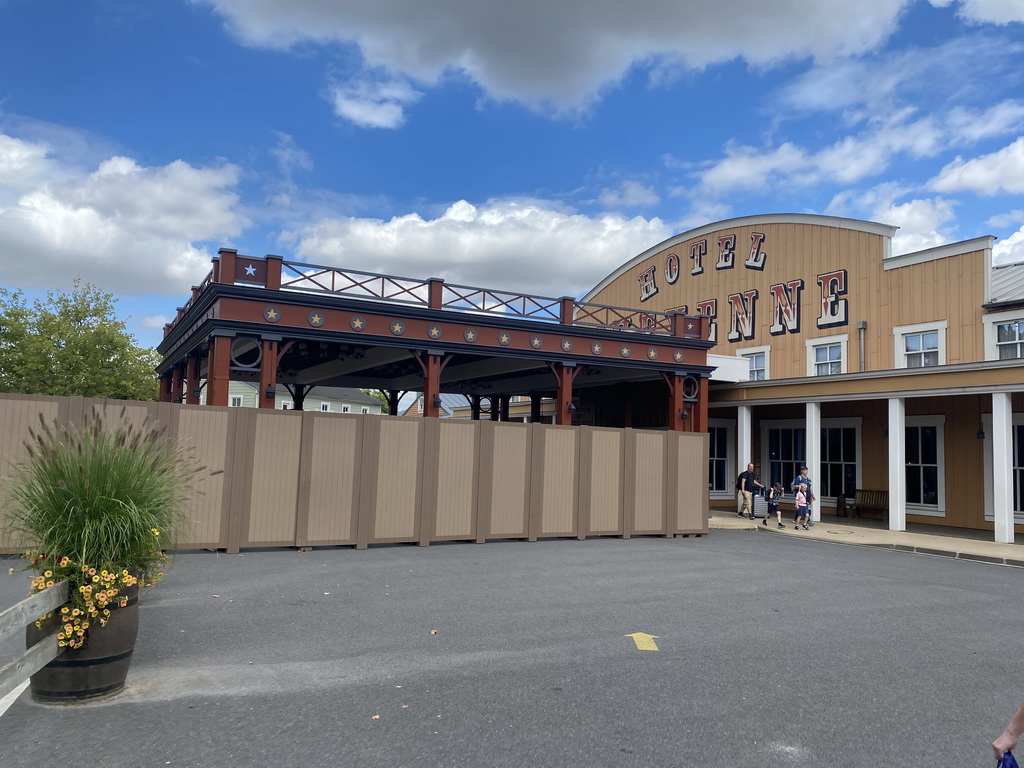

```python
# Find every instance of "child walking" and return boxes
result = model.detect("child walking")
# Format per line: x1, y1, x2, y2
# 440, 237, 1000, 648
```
761, 483, 786, 528
794, 483, 810, 530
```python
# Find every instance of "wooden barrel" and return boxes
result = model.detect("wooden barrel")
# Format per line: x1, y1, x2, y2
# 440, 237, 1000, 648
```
25, 585, 140, 703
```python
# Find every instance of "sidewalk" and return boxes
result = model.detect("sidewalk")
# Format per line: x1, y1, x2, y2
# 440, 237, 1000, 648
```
708, 509, 1024, 567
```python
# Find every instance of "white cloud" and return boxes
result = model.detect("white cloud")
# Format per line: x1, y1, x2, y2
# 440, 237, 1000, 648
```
929, 136, 1024, 195
270, 131, 313, 177
946, 100, 1024, 142
994, 227, 1024, 264
988, 209, 1024, 228
883, 197, 959, 254
281, 199, 673, 297
931, 0, 1024, 24
0, 132, 249, 295
326, 75, 423, 129
195, 0, 911, 113
598, 180, 660, 210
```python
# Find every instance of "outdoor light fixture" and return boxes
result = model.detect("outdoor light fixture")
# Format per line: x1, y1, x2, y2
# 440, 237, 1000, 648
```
265, 385, 276, 399
192, 388, 201, 400
433, 394, 442, 407
567, 402, 577, 414
681, 409, 690, 420
977, 427, 986, 440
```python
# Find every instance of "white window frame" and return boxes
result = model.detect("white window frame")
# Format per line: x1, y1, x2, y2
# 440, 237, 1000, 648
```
983, 412, 1024, 523
759, 417, 862, 505
983, 309, 1024, 361
904, 415, 946, 517
737, 344, 770, 381
279, 402, 291, 410
341, 405, 351, 413
229, 396, 243, 408
805, 333, 848, 377
320, 402, 331, 412
361, 407, 370, 414
893, 320, 946, 369
708, 418, 736, 501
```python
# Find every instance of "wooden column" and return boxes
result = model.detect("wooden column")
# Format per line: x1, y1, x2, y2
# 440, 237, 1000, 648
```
159, 374, 172, 403
553, 363, 578, 426
413, 351, 452, 419
265, 254, 283, 290
205, 335, 231, 407
170, 366, 184, 404
691, 377, 709, 434
185, 354, 201, 405
259, 339, 278, 409
668, 374, 685, 432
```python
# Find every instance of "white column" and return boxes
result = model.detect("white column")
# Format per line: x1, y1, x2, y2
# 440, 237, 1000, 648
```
888, 397, 907, 532
737, 405, 753, 512
806, 401, 821, 522
992, 392, 1014, 543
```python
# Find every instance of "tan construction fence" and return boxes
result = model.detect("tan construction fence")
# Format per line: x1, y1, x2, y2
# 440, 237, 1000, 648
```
0, 394, 709, 554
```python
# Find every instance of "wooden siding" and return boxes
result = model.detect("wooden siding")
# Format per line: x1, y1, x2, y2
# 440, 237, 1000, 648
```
0, 394, 710, 555
588, 221, 991, 378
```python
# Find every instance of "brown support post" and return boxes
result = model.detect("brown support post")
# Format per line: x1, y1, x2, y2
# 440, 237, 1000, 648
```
185, 354, 201, 405
215, 248, 237, 284
554, 364, 576, 426
259, 339, 278, 409
265, 254, 283, 291
668, 374, 685, 432
530, 393, 542, 423
559, 296, 576, 325
206, 335, 231, 407
692, 376, 709, 433
422, 355, 441, 418
427, 278, 445, 309
159, 374, 172, 403
170, 366, 184, 404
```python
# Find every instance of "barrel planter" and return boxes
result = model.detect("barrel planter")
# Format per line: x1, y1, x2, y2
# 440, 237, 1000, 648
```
25, 585, 140, 703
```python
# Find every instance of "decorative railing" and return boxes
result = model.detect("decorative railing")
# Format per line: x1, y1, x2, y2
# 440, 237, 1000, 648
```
164, 254, 704, 340
280, 262, 430, 306
441, 282, 563, 322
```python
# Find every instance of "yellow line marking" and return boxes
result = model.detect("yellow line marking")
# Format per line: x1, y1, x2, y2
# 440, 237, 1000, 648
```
625, 632, 660, 651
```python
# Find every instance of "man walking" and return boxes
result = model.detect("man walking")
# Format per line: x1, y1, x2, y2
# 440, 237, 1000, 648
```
736, 462, 764, 519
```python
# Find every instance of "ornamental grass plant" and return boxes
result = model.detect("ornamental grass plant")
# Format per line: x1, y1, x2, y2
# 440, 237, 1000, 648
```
5, 409, 202, 649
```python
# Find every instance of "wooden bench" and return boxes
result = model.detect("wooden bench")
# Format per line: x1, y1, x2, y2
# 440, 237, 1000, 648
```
848, 489, 888, 519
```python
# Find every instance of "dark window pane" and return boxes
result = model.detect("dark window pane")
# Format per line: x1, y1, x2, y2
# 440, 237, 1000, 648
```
827, 428, 841, 461
921, 426, 937, 465
828, 464, 843, 497
906, 465, 922, 504
842, 428, 855, 460
769, 429, 779, 458
843, 465, 857, 499
795, 429, 805, 461
906, 427, 920, 464
922, 466, 938, 505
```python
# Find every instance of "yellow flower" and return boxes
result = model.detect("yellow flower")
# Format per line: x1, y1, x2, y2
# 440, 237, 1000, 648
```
57, 633, 65, 640
87, 568, 96, 576
43, 570, 52, 577
152, 528, 160, 536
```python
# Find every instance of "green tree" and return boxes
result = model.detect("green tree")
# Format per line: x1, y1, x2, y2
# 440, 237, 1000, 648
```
0, 279, 160, 400
362, 389, 390, 414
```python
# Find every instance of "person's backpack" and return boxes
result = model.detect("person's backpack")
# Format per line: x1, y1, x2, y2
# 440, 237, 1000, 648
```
735, 474, 743, 491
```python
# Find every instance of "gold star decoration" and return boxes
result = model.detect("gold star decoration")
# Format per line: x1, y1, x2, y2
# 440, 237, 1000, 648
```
499, 333, 510, 344
265, 308, 278, 321
592, 342, 602, 354
352, 317, 364, 329
429, 326, 442, 338
648, 348, 658, 359
309, 314, 323, 326
465, 329, 477, 341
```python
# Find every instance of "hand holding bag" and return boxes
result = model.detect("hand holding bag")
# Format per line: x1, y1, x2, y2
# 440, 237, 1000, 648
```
1000, 751, 1020, 768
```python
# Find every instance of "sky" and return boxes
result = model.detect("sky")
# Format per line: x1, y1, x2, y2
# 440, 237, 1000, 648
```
2, 0, 1024, 349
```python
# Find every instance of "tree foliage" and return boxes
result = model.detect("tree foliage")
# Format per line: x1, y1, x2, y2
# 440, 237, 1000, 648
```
0, 280, 160, 400
362, 388, 390, 414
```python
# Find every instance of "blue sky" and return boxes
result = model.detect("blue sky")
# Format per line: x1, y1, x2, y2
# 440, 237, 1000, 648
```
2, 0, 1024, 348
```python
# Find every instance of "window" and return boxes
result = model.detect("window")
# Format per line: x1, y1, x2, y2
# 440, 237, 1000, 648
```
984, 310, 1024, 361
320, 402, 330, 412
360, 407, 369, 414
708, 426, 729, 491
821, 426, 857, 499
905, 416, 945, 512
342, 405, 350, 413
998, 322, 1024, 360
280, 402, 291, 410
806, 334, 847, 376
229, 396, 243, 408
738, 345, 770, 381
893, 321, 946, 368
1015, 424, 1024, 513
767, 427, 805, 488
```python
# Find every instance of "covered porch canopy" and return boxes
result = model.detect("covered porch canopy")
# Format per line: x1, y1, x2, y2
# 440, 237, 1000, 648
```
156, 249, 716, 430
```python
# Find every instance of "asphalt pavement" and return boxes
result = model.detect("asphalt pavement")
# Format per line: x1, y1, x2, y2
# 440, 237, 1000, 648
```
2, 530, 1023, 767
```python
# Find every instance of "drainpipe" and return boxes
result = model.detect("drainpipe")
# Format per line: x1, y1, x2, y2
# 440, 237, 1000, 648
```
856, 320, 867, 372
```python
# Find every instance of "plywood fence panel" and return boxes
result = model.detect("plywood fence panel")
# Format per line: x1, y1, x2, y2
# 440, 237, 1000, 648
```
536, 425, 578, 537
0, 395, 60, 552
432, 420, 478, 540
300, 414, 362, 546
672, 432, 710, 533
176, 406, 230, 548
582, 428, 624, 535
482, 421, 530, 538
371, 418, 421, 541
632, 431, 666, 533
247, 410, 303, 546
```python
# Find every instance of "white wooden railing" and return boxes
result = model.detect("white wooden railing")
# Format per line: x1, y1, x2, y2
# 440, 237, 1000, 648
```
0, 580, 68, 701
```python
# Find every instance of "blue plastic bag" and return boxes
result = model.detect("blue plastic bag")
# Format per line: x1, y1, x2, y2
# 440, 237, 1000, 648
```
1001, 751, 1020, 768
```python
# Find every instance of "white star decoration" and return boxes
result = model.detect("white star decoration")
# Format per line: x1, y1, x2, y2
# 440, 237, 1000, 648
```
245, 264, 256, 276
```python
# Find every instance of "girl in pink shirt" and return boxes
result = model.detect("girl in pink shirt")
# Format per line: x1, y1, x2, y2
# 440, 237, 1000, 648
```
794, 485, 810, 530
